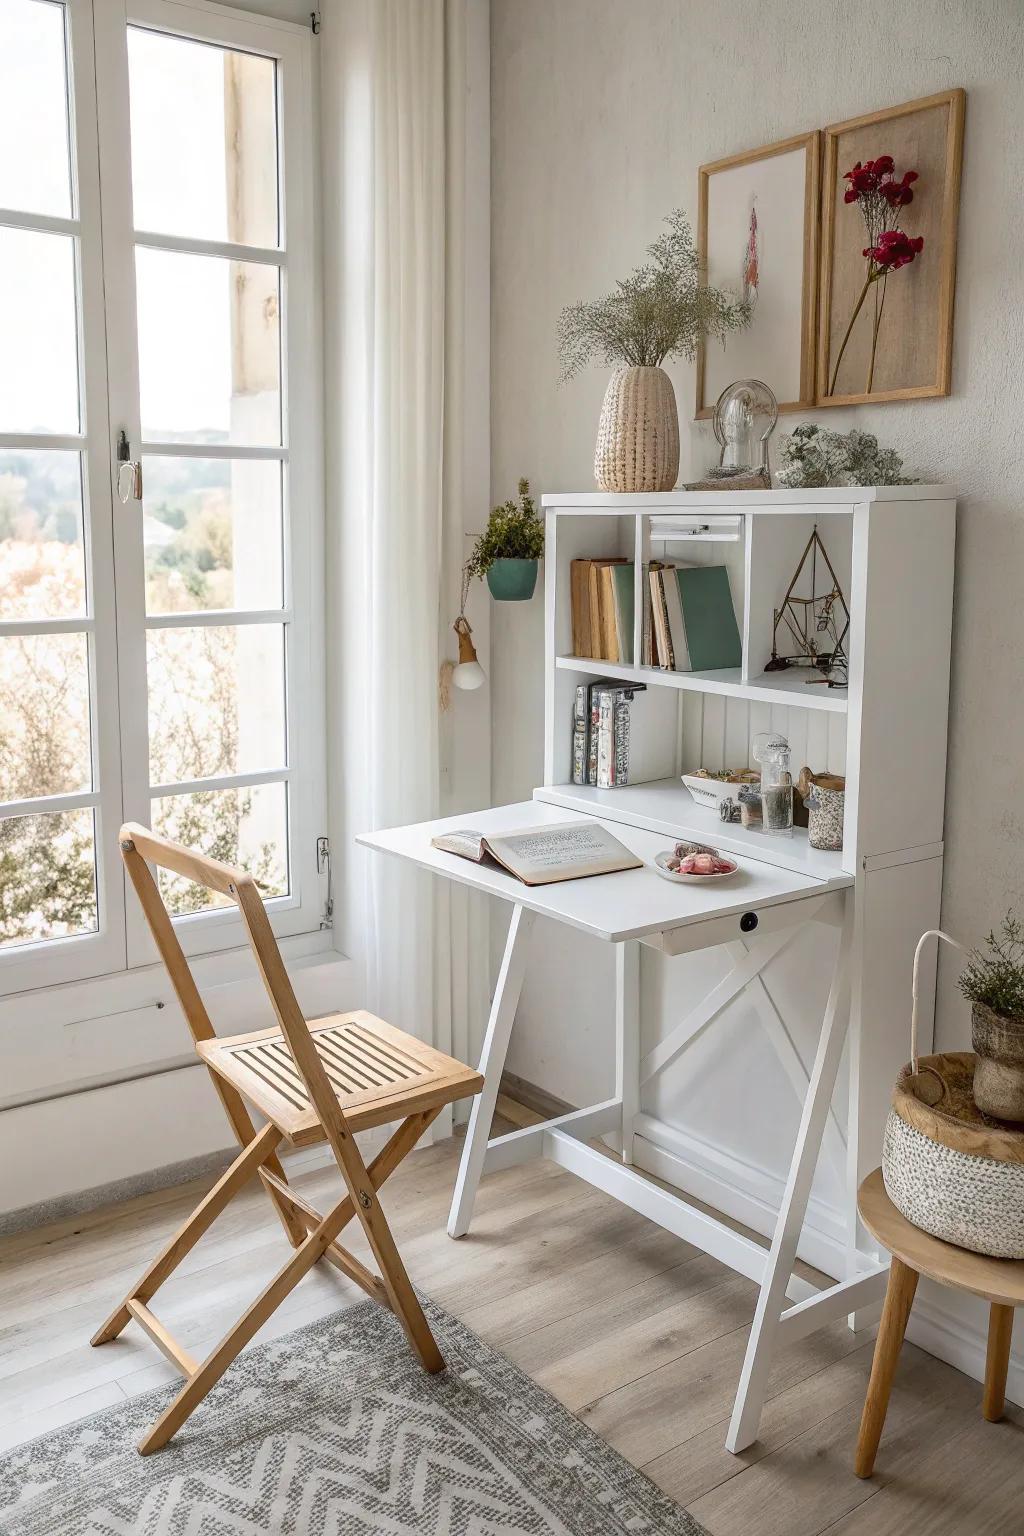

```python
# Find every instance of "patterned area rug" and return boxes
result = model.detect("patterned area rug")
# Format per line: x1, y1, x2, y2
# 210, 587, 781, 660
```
0, 1299, 706, 1535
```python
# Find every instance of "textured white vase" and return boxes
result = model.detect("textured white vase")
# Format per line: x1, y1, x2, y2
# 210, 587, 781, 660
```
594, 365, 680, 493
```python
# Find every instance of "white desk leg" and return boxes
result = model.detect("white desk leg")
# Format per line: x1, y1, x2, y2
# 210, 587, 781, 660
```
615, 941, 640, 1164
448, 903, 535, 1239
726, 895, 854, 1453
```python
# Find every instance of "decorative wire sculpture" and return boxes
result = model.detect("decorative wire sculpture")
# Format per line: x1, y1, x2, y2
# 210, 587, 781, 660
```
763, 524, 850, 688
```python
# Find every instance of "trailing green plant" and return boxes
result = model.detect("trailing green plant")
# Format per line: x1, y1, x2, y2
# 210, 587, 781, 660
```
958, 912, 1024, 1020
464, 479, 544, 579
557, 209, 750, 382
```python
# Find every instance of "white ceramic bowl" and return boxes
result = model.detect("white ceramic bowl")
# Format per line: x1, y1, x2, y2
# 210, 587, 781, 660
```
654, 850, 739, 884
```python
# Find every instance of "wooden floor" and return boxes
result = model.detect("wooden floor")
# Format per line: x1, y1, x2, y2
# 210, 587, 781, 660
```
1, 1105, 1021, 1535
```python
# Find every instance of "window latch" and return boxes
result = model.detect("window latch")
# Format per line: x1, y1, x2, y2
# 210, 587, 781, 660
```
116, 429, 143, 503
317, 836, 333, 929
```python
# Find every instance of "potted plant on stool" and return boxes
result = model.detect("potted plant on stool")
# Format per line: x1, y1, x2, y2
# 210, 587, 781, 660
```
466, 478, 544, 601
959, 912, 1024, 1122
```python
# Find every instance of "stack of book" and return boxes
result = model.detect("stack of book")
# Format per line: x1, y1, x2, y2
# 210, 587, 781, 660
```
570, 558, 635, 664
568, 557, 741, 674
646, 563, 741, 672
571, 679, 647, 788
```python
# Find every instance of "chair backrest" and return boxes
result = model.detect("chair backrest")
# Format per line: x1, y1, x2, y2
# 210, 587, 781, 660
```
119, 822, 348, 1135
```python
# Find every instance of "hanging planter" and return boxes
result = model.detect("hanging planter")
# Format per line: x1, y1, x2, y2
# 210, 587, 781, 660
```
486, 558, 538, 602
465, 479, 544, 604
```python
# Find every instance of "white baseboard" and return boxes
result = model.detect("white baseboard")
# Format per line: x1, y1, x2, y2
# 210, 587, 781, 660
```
907, 1282, 1023, 1410
632, 1114, 847, 1278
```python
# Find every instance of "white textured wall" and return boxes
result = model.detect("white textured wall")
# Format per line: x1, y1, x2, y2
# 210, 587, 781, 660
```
489, 0, 1024, 1391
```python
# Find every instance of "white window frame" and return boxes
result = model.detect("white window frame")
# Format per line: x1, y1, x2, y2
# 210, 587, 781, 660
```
0, 0, 325, 993
0, 0, 128, 992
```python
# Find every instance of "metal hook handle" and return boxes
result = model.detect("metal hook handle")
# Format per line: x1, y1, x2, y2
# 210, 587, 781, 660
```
116, 430, 142, 503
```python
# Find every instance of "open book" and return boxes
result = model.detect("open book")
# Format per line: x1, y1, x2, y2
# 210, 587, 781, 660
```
430, 820, 642, 886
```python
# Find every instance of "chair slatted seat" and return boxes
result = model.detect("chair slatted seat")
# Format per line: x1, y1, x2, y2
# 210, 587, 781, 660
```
197, 1011, 479, 1144
90, 823, 483, 1455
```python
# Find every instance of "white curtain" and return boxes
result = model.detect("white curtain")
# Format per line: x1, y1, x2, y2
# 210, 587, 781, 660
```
320, 0, 490, 1134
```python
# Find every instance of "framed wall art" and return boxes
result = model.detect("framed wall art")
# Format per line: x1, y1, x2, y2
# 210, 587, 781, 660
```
696, 130, 820, 419
818, 89, 965, 406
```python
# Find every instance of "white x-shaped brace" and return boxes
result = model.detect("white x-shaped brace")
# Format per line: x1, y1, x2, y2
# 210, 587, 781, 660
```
638, 926, 847, 1179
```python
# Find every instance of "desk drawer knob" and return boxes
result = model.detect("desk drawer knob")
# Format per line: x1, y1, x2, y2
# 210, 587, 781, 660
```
740, 912, 758, 933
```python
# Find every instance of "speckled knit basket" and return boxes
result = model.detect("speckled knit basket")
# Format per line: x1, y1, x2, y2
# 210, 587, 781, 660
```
882, 1052, 1024, 1259
594, 365, 680, 493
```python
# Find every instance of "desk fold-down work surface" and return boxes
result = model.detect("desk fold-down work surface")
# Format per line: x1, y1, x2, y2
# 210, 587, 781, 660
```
357, 798, 852, 948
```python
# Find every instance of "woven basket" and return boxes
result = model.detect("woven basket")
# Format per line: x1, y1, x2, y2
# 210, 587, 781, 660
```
594, 366, 679, 493
883, 1053, 1024, 1258
881, 930, 1024, 1259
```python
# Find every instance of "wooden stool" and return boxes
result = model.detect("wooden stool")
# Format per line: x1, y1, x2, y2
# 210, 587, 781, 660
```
855, 1167, 1023, 1477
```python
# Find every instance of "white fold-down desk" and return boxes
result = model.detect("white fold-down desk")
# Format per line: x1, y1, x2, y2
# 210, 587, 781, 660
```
359, 797, 888, 1453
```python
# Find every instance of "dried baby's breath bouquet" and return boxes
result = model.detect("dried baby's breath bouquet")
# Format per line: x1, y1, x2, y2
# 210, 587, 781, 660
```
557, 210, 750, 381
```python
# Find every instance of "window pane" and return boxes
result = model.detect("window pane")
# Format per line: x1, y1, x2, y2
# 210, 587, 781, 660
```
0, 228, 79, 434
0, 808, 97, 948
128, 28, 278, 248
148, 624, 286, 785
136, 249, 281, 446
152, 782, 288, 914
0, 1, 72, 219
0, 633, 92, 801
0, 450, 85, 619
143, 457, 283, 614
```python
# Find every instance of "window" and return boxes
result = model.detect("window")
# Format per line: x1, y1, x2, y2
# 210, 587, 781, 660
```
0, 0, 323, 992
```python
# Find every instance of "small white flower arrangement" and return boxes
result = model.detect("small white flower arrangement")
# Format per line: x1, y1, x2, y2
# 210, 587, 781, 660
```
775, 423, 914, 489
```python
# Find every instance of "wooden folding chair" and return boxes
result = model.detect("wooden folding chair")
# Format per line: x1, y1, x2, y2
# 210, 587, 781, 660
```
92, 822, 483, 1455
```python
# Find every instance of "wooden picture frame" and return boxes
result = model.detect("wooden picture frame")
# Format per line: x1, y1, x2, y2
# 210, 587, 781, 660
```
696, 130, 820, 419
817, 89, 965, 406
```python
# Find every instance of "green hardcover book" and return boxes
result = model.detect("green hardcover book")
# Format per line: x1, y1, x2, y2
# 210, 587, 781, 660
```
675, 565, 741, 671
610, 562, 635, 665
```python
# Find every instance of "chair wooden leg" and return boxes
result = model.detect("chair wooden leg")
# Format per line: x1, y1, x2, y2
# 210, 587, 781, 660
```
983, 1304, 1014, 1422
208, 1074, 307, 1248
855, 1257, 919, 1478
139, 1185, 362, 1454
343, 1113, 445, 1373
91, 1124, 284, 1346
353, 1197, 444, 1373
137, 1109, 444, 1454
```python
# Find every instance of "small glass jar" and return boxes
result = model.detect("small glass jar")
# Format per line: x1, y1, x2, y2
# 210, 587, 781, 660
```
753, 732, 793, 836
738, 785, 762, 829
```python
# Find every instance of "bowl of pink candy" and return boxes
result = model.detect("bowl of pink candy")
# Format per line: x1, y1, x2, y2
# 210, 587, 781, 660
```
654, 841, 739, 884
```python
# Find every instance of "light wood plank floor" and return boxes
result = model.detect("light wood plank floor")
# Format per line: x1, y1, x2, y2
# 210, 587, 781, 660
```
1, 1108, 1021, 1535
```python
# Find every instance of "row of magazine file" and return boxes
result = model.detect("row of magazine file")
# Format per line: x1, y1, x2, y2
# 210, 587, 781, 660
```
571, 678, 647, 788
570, 559, 742, 672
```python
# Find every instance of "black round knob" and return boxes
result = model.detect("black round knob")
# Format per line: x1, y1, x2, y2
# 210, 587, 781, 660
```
740, 911, 759, 933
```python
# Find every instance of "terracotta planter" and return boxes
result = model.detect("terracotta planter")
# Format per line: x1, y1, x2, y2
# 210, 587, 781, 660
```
594, 365, 680, 493
972, 1001, 1024, 1123
486, 558, 538, 601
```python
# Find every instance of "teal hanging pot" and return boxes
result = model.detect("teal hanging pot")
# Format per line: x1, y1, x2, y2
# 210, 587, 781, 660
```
486, 558, 539, 601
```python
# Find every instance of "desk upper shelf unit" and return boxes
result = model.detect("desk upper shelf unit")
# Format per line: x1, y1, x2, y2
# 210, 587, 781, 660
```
538, 486, 956, 883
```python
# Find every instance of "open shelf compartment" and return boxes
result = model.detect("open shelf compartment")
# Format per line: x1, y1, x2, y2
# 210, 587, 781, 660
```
544, 498, 857, 877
